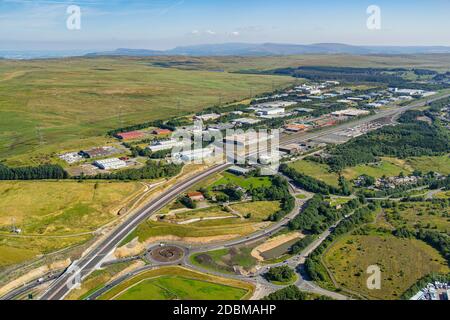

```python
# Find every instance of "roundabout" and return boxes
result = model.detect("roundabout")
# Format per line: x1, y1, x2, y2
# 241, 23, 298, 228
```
147, 245, 186, 264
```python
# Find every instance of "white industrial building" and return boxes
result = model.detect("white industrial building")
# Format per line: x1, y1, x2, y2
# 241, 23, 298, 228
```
59, 152, 83, 164
224, 132, 273, 147
148, 139, 182, 152
94, 158, 127, 170
232, 118, 261, 126
174, 148, 214, 162
256, 108, 285, 116
331, 109, 370, 117
254, 101, 296, 109
193, 113, 221, 121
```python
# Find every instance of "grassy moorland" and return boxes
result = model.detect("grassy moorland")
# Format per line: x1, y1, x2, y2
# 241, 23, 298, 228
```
323, 234, 449, 300
0, 180, 143, 268
141, 54, 450, 73
0, 57, 293, 164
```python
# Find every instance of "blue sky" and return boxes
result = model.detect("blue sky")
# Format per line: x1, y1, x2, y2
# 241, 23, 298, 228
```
0, 0, 449, 50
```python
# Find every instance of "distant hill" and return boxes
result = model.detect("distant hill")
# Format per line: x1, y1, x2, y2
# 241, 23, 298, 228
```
86, 43, 450, 57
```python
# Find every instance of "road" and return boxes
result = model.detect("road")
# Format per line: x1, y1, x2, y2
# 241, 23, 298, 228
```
38, 93, 449, 300
39, 163, 231, 300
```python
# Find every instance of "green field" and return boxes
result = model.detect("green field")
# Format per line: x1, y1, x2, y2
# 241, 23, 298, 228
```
406, 155, 450, 175
191, 246, 258, 274
342, 157, 413, 181
230, 201, 281, 221
0, 57, 293, 164
288, 160, 340, 187
98, 267, 253, 300
323, 234, 449, 300
210, 172, 273, 190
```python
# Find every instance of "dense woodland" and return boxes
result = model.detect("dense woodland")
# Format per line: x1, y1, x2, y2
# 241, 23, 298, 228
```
289, 195, 363, 234
263, 285, 331, 300
316, 110, 450, 171
264, 265, 296, 283
280, 164, 343, 195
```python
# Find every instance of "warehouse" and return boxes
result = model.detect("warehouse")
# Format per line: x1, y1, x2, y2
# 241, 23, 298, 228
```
94, 158, 127, 170
116, 131, 144, 140
148, 139, 182, 152
152, 129, 173, 136
331, 109, 370, 117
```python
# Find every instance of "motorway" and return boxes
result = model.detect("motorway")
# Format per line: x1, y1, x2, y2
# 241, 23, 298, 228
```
37, 93, 449, 300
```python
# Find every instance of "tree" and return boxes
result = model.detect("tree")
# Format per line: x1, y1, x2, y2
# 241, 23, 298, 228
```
265, 266, 296, 283
180, 196, 196, 209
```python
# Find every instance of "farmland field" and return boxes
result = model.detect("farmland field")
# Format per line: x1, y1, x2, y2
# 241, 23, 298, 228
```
342, 157, 413, 180
230, 201, 281, 221
288, 160, 340, 187
406, 155, 450, 175
98, 266, 253, 300
210, 172, 273, 190
323, 234, 449, 300
0, 57, 293, 164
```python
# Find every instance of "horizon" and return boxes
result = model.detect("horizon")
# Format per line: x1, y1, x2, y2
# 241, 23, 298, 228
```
1, 0, 450, 52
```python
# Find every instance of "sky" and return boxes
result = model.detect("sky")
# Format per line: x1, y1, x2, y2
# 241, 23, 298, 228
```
0, 0, 449, 51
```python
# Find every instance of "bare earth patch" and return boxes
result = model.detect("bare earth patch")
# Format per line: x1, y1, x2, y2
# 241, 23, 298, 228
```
251, 232, 304, 261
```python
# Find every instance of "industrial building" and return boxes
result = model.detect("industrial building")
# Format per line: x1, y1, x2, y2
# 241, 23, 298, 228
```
193, 113, 221, 122
256, 108, 285, 117
94, 158, 127, 170
147, 139, 182, 152
80, 146, 119, 159
116, 131, 144, 140
331, 109, 370, 117
227, 166, 251, 176
174, 148, 214, 162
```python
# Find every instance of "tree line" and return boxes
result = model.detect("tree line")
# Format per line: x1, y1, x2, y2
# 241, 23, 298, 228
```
280, 164, 344, 195
77, 161, 183, 181
0, 163, 68, 180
